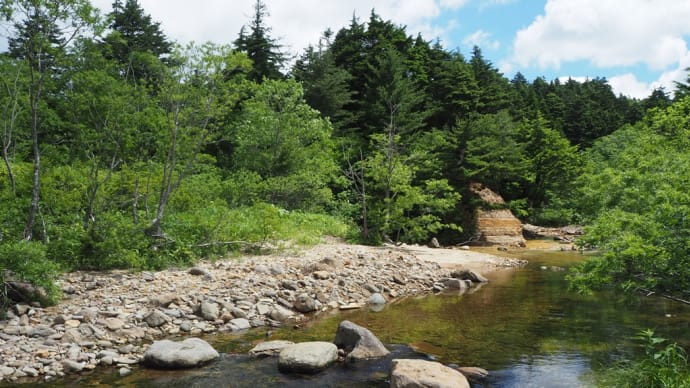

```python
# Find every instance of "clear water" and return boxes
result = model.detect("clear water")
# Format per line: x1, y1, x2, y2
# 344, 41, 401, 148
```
18, 246, 690, 387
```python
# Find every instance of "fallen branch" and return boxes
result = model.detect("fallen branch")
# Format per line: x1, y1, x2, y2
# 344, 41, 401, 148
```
192, 241, 251, 248
638, 287, 690, 306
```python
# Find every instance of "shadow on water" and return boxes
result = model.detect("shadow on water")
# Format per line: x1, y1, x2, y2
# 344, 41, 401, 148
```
17, 245, 690, 387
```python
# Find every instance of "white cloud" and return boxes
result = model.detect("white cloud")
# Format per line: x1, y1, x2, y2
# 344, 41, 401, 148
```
89, 0, 459, 56
463, 29, 500, 50
440, 0, 471, 9
510, 0, 690, 71
608, 74, 652, 99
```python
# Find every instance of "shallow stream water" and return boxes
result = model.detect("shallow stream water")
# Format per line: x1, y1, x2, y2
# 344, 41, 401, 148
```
25, 244, 690, 387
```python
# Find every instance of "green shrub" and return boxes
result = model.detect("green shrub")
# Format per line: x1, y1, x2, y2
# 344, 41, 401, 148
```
0, 241, 61, 308
592, 330, 690, 387
79, 212, 149, 270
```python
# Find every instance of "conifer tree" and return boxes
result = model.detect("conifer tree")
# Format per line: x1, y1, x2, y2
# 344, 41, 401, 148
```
234, 0, 286, 82
103, 0, 171, 84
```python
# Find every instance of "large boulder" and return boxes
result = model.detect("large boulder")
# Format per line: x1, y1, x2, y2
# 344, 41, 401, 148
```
142, 338, 219, 369
278, 342, 338, 374
333, 320, 390, 360
390, 359, 470, 388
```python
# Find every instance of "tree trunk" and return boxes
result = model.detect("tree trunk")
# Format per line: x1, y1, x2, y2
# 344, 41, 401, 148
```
24, 70, 42, 241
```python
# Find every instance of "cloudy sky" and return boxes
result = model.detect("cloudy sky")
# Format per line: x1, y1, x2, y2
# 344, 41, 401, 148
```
85, 0, 690, 98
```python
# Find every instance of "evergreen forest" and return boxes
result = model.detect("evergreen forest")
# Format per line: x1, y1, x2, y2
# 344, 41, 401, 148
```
1, 0, 690, 323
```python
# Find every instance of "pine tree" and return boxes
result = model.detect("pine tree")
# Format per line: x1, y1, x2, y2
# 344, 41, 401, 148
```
292, 30, 354, 134
102, 0, 171, 84
234, 0, 286, 82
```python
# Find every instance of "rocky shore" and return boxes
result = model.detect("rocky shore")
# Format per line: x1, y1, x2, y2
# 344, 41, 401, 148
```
0, 241, 524, 383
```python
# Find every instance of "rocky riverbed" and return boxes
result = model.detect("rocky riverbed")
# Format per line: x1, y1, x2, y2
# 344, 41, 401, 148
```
0, 241, 525, 383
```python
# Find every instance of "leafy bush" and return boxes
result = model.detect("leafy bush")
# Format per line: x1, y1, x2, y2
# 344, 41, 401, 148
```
0, 241, 61, 308
592, 330, 690, 388
79, 212, 149, 270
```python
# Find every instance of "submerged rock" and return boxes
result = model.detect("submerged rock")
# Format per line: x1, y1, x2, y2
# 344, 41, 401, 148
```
249, 340, 295, 358
333, 320, 390, 360
390, 359, 469, 388
278, 342, 338, 374
142, 338, 219, 369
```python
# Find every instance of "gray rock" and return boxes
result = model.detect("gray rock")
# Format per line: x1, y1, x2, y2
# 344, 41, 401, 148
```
142, 338, 219, 369
118, 367, 132, 376
104, 318, 125, 331
14, 304, 30, 316
364, 283, 380, 293
144, 310, 170, 328
255, 303, 271, 316
228, 318, 251, 331
254, 264, 270, 274
442, 278, 468, 290
27, 325, 56, 337
312, 270, 331, 280
390, 359, 469, 388
450, 269, 488, 283
249, 340, 294, 358
231, 307, 248, 319
61, 360, 85, 373
429, 237, 441, 248
281, 280, 298, 291
368, 293, 387, 305
150, 293, 178, 307
293, 293, 317, 313
278, 342, 338, 374
269, 305, 295, 321
333, 320, 390, 360
199, 301, 219, 321
269, 265, 285, 275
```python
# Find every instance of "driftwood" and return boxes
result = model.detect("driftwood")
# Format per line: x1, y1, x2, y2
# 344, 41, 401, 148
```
638, 287, 690, 306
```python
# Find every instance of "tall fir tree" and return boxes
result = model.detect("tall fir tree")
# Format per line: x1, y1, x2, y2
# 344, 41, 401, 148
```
234, 0, 286, 82
102, 0, 171, 85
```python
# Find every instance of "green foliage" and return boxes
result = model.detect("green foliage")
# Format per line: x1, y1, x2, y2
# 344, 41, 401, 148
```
0, 241, 61, 306
232, 79, 337, 210
593, 330, 690, 388
569, 98, 690, 295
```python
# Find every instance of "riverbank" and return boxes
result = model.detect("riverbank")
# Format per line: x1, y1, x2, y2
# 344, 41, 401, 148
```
0, 239, 524, 383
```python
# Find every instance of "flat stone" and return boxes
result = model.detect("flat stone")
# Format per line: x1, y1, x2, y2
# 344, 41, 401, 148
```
144, 310, 169, 328
269, 305, 295, 321
105, 318, 125, 331
390, 359, 469, 388
278, 342, 338, 374
312, 271, 331, 280
228, 318, 251, 331
339, 303, 363, 310
249, 340, 295, 358
62, 360, 85, 373
142, 338, 219, 369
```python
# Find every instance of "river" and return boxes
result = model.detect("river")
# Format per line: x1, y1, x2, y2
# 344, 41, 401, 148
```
29, 244, 690, 387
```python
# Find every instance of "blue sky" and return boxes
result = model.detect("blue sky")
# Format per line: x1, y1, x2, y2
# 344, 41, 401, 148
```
82, 0, 690, 98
